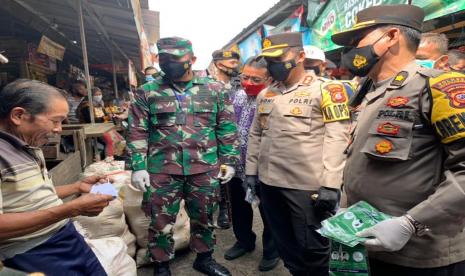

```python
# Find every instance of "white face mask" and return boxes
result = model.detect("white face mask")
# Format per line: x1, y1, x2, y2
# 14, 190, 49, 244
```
93, 95, 103, 103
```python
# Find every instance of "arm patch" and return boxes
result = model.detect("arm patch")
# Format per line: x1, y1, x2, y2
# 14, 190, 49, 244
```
321, 82, 350, 123
429, 71, 465, 144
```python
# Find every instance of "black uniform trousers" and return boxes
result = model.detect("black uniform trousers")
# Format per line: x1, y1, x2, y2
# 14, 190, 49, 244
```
260, 182, 329, 276
228, 177, 279, 260
369, 258, 465, 276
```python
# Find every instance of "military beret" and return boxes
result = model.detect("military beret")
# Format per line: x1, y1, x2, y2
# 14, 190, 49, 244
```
332, 4, 425, 46
260, 32, 303, 58
157, 36, 193, 57
212, 50, 240, 61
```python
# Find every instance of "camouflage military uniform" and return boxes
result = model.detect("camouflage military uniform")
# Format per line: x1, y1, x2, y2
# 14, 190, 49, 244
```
127, 38, 239, 263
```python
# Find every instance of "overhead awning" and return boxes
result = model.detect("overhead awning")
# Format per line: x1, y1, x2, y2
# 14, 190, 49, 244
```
0, 0, 147, 71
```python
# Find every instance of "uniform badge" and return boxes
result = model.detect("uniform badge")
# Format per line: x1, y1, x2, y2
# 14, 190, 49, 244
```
375, 140, 393, 154
223, 51, 232, 58
326, 84, 346, 103
295, 91, 310, 97
258, 105, 265, 113
290, 107, 302, 115
432, 76, 465, 108
377, 122, 400, 135
265, 91, 278, 98
387, 97, 409, 108
263, 39, 272, 48
353, 54, 367, 69
302, 76, 313, 86
285, 62, 293, 69
390, 71, 409, 86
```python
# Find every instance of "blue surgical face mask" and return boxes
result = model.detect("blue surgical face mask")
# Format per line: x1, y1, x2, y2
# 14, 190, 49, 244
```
145, 75, 155, 82
415, 59, 435, 68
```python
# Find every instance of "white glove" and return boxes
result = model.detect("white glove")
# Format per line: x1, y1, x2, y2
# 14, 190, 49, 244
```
217, 165, 235, 184
131, 170, 150, 192
357, 216, 415, 252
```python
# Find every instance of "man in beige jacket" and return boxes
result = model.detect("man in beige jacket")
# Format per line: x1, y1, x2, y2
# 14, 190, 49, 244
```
246, 32, 350, 275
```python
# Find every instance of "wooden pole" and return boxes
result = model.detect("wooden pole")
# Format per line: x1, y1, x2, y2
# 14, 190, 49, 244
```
77, 0, 95, 124
111, 52, 119, 104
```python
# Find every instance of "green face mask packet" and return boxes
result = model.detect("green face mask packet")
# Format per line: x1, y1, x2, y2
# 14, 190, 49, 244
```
318, 201, 392, 247
329, 240, 369, 276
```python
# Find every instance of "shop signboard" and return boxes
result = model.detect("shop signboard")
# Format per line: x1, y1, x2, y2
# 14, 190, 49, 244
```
310, 0, 465, 52
37, 35, 65, 61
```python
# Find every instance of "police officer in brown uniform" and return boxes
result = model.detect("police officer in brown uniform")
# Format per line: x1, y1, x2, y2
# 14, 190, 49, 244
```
332, 4, 465, 276
246, 32, 350, 275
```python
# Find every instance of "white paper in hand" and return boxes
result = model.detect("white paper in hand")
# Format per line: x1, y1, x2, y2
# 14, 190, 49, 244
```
90, 182, 118, 199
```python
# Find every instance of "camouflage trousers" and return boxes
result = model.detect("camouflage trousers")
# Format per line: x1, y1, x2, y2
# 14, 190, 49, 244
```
142, 170, 220, 263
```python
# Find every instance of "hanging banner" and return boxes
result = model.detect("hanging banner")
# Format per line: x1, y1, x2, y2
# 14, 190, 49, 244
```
301, 27, 312, 46
311, 0, 465, 52
139, 27, 152, 70
269, 5, 304, 35
262, 24, 275, 38
413, 0, 465, 21
37, 35, 65, 61
307, 0, 328, 25
238, 30, 262, 63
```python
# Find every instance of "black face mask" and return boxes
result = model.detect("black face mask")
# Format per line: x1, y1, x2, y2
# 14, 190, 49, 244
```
267, 59, 297, 82
160, 61, 191, 80
341, 33, 387, 77
305, 66, 321, 76
217, 63, 240, 77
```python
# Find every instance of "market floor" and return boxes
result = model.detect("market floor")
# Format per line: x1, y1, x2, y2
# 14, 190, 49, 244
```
137, 208, 289, 276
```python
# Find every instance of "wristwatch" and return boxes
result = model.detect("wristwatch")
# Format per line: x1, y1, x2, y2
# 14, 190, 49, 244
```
405, 214, 430, 236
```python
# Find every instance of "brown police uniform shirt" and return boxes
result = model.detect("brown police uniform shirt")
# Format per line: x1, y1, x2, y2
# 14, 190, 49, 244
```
246, 72, 350, 191
344, 61, 465, 268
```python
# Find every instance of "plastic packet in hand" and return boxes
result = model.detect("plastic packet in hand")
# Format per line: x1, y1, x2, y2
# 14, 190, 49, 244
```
245, 187, 260, 208
90, 182, 118, 199
329, 240, 369, 276
318, 201, 391, 247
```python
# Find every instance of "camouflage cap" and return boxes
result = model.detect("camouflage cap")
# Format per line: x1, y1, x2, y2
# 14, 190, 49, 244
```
157, 37, 193, 57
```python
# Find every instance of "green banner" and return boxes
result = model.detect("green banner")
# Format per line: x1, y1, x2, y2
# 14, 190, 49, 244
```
310, 0, 465, 52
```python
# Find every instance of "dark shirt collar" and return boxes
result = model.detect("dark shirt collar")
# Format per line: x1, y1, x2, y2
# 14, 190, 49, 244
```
0, 129, 29, 149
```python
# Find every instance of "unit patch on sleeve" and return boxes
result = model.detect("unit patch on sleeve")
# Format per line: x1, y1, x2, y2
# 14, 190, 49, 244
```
321, 82, 350, 123
429, 71, 465, 143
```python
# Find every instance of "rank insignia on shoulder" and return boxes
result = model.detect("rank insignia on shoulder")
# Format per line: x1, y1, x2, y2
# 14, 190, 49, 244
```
390, 71, 409, 86
265, 91, 278, 98
387, 96, 409, 108
375, 139, 393, 154
377, 122, 400, 135
290, 106, 303, 115
302, 76, 313, 86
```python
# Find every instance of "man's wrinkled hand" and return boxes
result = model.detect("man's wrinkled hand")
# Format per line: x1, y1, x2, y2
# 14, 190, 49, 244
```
77, 175, 113, 194
70, 193, 113, 217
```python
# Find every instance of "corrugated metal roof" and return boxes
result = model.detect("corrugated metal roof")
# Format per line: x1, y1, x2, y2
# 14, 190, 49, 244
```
0, 0, 143, 69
